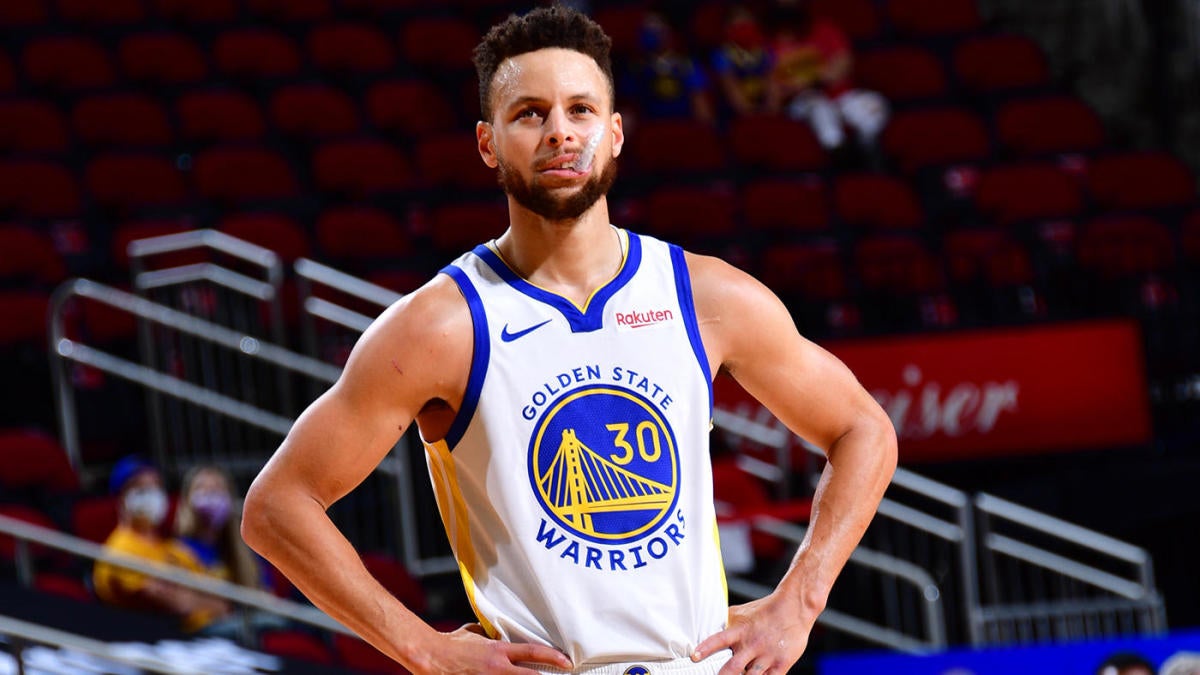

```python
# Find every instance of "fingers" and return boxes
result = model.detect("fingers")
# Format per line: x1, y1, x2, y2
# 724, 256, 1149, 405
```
692, 627, 738, 663
503, 641, 574, 671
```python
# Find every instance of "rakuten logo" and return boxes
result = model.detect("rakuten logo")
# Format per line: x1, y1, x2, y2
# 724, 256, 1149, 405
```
615, 308, 674, 329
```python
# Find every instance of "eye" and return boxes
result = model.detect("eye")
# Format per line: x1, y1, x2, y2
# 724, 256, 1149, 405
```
570, 104, 595, 115
516, 107, 543, 120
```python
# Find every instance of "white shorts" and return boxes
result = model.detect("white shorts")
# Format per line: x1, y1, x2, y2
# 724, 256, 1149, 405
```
529, 650, 733, 675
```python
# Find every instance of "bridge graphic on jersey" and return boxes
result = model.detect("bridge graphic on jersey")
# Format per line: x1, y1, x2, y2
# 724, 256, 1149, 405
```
539, 428, 673, 537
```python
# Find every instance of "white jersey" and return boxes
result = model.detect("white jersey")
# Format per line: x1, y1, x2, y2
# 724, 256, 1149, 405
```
423, 229, 728, 667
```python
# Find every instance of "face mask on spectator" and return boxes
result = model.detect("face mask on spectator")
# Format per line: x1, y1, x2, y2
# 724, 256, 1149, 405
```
190, 490, 232, 528
125, 487, 168, 526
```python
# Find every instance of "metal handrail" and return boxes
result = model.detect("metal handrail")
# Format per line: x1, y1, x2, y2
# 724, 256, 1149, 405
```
974, 493, 1150, 564
134, 263, 276, 301
0, 515, 349, 636
984, 534, 1150, 600
293, 259, 403, 309
128, 230, 281, 282
0, 616, 187, 674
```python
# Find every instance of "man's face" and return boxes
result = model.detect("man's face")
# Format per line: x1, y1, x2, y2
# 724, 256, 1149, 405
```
477, 48, 624, 222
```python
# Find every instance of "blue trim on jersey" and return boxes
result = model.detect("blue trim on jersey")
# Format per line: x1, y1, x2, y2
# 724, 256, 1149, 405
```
440, 265, 490, 450
471, 232, 643, 333
669, 244, 713, 414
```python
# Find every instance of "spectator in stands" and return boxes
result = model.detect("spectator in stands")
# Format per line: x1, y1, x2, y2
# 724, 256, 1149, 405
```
620, 12, 715, 124
766, 1, 889, 157
93, 456, 232, 633
173, 464, 287, 639
1161, 652, 1200, 675
711, 5, 775, 118
1097, 652, 1155, 675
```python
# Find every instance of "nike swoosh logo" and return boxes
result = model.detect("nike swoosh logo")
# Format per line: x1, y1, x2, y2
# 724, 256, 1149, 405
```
500, 319, 552, 343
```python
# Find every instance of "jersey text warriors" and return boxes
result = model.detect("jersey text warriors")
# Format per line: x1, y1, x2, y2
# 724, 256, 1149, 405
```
423, 230, 728, 668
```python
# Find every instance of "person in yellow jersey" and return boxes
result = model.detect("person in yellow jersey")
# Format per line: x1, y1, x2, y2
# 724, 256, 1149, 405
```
95, 456, 232, 633
242, 6, 897, 674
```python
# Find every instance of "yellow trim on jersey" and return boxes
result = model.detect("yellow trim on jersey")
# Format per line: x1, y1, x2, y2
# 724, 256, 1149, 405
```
487, 227, 629, 313
712, 517, 729, 606
423, 439, 499, 639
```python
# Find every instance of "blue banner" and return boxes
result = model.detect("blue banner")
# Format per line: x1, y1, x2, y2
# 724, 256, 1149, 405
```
820, 631, 1200, 675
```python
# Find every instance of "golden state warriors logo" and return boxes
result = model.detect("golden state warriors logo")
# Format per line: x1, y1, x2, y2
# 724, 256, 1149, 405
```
623, 667, 650, 675
528, 385, 680, 545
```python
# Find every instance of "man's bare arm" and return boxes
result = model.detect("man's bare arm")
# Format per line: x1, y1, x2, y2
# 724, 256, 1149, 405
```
686, 254, 898, 674
241, 278, 572, 674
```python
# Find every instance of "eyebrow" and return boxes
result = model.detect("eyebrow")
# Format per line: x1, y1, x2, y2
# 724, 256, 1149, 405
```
504, 93, 601, 111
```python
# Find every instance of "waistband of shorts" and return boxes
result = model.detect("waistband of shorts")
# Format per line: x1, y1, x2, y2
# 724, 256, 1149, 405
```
528, 650, 732, 675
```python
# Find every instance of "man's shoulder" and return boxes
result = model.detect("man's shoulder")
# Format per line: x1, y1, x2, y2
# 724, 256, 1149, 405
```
371, 272, 472, 341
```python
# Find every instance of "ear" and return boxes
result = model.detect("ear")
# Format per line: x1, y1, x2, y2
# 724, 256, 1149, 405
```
477, 121, 499, 168
609, 112, 625, 158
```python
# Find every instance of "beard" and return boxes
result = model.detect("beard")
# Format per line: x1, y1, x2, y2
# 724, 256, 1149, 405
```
496, 154, 619, 222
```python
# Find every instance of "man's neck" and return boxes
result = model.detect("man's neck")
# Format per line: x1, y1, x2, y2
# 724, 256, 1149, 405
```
495, 199, 623, 308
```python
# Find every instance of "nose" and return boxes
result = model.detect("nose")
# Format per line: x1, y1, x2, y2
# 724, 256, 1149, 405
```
543, 107, 576, 148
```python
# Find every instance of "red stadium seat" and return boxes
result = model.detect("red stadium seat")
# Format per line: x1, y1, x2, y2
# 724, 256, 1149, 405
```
312, 139, 414, 198
0, 429, 79, 492
759, 241, 847, 302
634, 119, 727, 175
367, 80, 457, 138
0, 0, 47, 28
71, 495, 120, 544
886, 0, 983, 36
309, 23, 396, 75
953, 34, 1049, 94
0, 99, 70, 153
742, 177, 829, 233
0, 504, 58, 560
728, 114, 826, 173
812, 0, 881, 41
414, 132, 496, 191
193, 147, 299, 204
1183, 210, 1200, 264
854, 46, 948, 103
0, 227, 67, 286
996, 96, 1106, 157
1078, 216, 1175, 279
74, 296, 139, 343
317, 207, 413, 260
72, 93, 172, 148
593, 6, 648, 59
218, 213, 310, 263
0, 291, 51, 345
974, 164, 1083, 225
834, 173, 925, 231
333, 634, 410, 674
213, 29, 302, 81
711, 458, 813, 559
361, 553, 427, 615
881, 107, 991, 172
855, 235, 944, 294
85, 154, 187, 212
260, 631, 335, 665
23, 36, 116, 92
428, 202, 508, 253
689, 1, 729, 52
645, 184, 736, 239
176, 89, 265, 143
1087, 151, 1196, 211
58, 0, 146, 26
0, 160, 81, 219
34, 572, 94, 603
152, 0, 239, 23
944, 228, 1034, 286
399, 17, 478, 71
117, 32, 209, 86
270, 84, 360, 140
247, 0, 332, 22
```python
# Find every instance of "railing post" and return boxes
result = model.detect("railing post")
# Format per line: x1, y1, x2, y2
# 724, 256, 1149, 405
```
960, 497, 984, 645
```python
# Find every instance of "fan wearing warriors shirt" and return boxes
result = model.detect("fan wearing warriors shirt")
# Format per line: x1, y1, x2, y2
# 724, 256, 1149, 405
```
242, 6, 896, 675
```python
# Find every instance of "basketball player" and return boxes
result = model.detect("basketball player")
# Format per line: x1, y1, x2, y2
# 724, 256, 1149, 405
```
242, 6, 897, 674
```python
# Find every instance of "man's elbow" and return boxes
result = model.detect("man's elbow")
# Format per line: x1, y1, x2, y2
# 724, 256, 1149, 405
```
868, 409, 899, 482
240, 479, 274, 557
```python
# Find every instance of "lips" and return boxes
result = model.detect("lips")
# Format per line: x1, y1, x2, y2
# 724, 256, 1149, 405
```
538, 153, 581, 171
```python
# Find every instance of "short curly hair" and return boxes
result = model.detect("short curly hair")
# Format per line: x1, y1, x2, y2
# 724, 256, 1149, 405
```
473, 5, 614, 121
